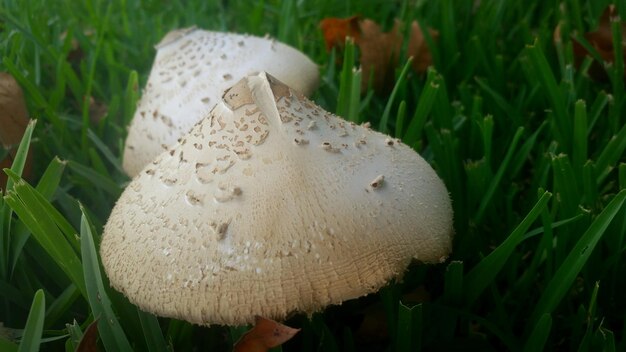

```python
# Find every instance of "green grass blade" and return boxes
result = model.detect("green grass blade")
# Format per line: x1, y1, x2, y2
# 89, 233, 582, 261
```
403, 69, 439, 145
0, 279, 30, 309
523, 313, 551, 352
34, 157, 66, 200
2, 59, 56, 122
444, 261, 464, 306
0, 337, 18, 352
348, 68, 362, 123
600, 329, 616, 352
17, 289, 45, 352
80, 3, 112, 150
587, 91, 609, 133
0, 147, 7, 163
551, 154, 579, 217
45, 284, 80, 328
65, 320, 83, 351
522, 213, 585, 241
137, 309, 168, 352
0, 195, 5, 279
465, 191, 552, 305
572, 100, 587, 173
1, 120, 36, 278
595, 124, 626, 185
3, 171, 86, 298
379, 58, 412, 133
4, 120, 35, 194
87, 130, 125, 175
4, 169, 80, 252
123, 70, 139, 126
337, 38, 357, 120
610, 17, 624, 133
528, 190, 626, 326
477, 115, 494, 166
474, 127, 524, 223
395, 100, 407, 138
475, 77, 521, 122
509, 121, 546, 177
10, 157, 67, 274
67, 160, 122, 197
80, 206, 133, 352
396, 302, 422, 352
526, 40, 570, 148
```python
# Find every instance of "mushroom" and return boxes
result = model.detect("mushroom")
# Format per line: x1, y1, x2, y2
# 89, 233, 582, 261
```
101, 72, 453, 326
122, 27, 320, 177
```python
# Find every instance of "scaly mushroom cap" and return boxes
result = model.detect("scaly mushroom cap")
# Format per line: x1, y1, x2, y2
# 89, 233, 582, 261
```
101, 72, 453, 326
122, 27, 319, 177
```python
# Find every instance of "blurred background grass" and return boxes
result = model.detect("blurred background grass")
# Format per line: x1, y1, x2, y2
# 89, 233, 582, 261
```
1, 0, 626, 350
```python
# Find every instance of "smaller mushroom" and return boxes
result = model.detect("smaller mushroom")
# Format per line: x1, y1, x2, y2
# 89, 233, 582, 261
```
122, 27, 320, 177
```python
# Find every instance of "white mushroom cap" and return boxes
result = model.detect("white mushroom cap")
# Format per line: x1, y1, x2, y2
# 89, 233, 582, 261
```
122, 27, 320, 177
101, 72, 453, 326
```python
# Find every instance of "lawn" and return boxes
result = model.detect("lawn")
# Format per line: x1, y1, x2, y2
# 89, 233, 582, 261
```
1, 0, 626, 351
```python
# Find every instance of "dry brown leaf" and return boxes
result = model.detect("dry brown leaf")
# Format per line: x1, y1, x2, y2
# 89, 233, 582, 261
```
562, 5, 626, 81
358, 19, 403, 93
319, 16, 361, 51
76, 319, 100, 352
233, 316, 300, 352
0, 72, 31, 188
0, 73, 29, 148
320, 17, 437, 93
408, 21, 439, 74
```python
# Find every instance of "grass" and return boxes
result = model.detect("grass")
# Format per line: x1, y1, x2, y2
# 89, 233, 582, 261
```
1, 0, 626, 350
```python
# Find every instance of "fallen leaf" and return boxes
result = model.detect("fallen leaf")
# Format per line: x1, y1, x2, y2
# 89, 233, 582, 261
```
320, 17, 437, 93
76, 319, 100, 352
559, 5, 626, 81
0, 72, 31, 188
407, 21, 439, 74
233, 316, 300, 352
358, 19, 403, 93
319, 16, 361, 51
0, 73, 29, 149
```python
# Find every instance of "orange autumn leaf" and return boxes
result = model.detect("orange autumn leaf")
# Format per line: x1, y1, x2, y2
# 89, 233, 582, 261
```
0, 72, 31, 188
320, 16, 437, 93
233, 316, 300, 352
319, 15, 361, 51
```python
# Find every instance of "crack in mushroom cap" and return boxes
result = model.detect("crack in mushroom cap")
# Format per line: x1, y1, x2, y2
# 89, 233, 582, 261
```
101, 72, 453, 326
122, 27, 320, 177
